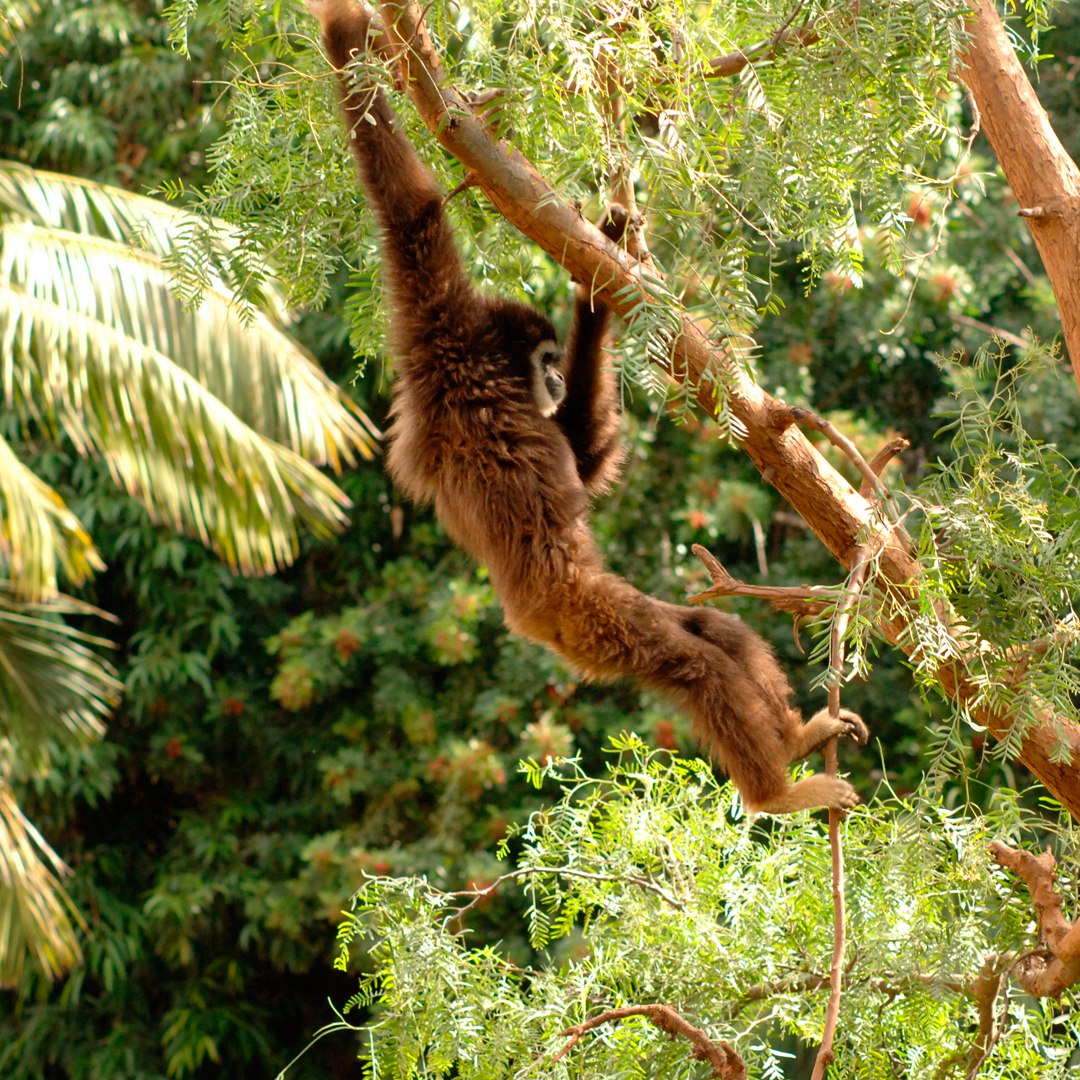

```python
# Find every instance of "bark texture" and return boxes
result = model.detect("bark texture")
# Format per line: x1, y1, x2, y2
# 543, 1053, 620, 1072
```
958, 0, 1080, 383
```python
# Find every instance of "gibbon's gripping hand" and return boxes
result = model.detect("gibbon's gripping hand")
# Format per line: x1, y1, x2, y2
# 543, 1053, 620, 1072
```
837, 708, 870, 746
599, 204, 631, 246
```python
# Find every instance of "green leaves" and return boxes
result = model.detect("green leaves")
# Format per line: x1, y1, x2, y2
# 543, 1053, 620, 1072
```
0, 160, 379, 577
333, 743, 1080, 1079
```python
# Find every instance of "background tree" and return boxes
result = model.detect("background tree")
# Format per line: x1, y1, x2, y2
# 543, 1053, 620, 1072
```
0, 10, 376, 987
2, 0, 1080, 1077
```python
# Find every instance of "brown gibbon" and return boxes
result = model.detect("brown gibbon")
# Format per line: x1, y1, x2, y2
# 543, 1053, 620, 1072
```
310, 0, 868, 814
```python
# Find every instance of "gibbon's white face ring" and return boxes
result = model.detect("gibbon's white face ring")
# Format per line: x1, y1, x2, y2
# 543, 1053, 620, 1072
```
530, 340, 566, 417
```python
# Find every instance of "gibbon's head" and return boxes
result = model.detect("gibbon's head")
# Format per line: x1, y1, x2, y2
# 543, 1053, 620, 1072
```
530, 339, 566, 417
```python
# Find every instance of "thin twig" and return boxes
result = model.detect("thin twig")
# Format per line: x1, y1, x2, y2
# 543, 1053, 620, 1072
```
705, 2, 818, 79
783, 406, 896, 514
449, 864, 686, 920
859, 437, 910, 499
554, 1004, 747, 1080
809, 545, 872, 1080
949, 312, 1030, 350
688, 544, 840, 615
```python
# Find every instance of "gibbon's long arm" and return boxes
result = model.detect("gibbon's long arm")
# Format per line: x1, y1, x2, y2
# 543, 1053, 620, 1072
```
317, 3, 472, 326
557, 295, 623, 493
312, 0, 869, 816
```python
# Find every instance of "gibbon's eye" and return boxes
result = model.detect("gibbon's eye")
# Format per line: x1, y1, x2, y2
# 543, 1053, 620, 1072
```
530, 340, 566, 417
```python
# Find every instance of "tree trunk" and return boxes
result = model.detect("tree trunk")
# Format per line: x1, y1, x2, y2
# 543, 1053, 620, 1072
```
958, 0, 1080, 384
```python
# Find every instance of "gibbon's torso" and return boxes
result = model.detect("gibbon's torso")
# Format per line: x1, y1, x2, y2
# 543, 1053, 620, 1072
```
384, 297, 608, 649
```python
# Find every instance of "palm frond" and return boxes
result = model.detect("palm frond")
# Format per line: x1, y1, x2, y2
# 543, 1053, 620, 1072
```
0, 431, 102, 600
0, 775, 83, 987
2, 283, 357, 572
0, 166, 380, 464
0, 591, 119, 752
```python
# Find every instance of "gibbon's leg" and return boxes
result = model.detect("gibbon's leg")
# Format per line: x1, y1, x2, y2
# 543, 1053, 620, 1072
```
311, 0, 472, 317
655, 601, 867, 813
555, 207, 630, 492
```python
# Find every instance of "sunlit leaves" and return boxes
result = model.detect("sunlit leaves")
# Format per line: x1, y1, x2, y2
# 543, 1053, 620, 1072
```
0, 161, 379, 576
0, 774, 84, 988
908, 346, 1080, 767
333, 741, 1080, 1079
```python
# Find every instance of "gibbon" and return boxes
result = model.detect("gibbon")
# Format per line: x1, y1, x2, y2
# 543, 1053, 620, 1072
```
311, 0, 868, 814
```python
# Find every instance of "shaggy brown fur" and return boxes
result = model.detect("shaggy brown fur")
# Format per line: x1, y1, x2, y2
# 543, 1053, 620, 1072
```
311, 0, 868, 814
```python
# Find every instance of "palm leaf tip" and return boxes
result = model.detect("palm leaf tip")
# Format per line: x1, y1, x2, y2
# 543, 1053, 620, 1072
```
0, 778, 84, 986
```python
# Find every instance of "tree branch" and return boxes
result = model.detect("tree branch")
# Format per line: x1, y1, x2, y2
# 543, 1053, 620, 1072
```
988, 841, 1080, 997
554, 1004, 747, 1080
705, 4, 820, 80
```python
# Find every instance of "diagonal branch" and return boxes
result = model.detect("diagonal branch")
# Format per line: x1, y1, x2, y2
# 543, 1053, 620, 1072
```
348, 1, 1080, 820
554, 1004, 747, 1080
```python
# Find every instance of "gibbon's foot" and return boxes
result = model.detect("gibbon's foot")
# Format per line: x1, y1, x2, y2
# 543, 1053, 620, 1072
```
834, 707, 870, 746
788, 706, 869, 762
748, 773, 861, 816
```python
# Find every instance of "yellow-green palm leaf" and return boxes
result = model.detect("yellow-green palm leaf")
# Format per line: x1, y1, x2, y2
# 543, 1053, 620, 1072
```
0, 590, 120, 753
0, 591, 119, 987
0, 773, 84, 988
0, 160, 380, 576
0, 431, 103, 600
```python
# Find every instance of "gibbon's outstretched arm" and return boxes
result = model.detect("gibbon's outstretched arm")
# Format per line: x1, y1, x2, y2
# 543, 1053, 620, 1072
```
312, 0, 869, 816
316, 1, 472, 328
556, 211, 628, 494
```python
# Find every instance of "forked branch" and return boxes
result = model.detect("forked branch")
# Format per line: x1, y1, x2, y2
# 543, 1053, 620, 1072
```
989, 841, 1080, 997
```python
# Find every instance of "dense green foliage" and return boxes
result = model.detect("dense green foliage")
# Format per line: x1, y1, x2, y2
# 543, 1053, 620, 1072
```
330, 741, 1079, 1079
1, 0, 1080, 1077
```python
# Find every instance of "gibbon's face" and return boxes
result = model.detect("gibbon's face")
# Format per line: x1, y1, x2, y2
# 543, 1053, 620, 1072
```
530, 340, 566, 417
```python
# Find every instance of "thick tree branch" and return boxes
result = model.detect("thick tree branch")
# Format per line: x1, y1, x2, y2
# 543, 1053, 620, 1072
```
988, 841, 1080, 997
554, 1004, 747, 1080
957, 0, 1080, 382
352, 1, 1080, 820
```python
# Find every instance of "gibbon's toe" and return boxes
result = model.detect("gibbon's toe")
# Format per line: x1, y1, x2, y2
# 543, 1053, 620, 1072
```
839, 708, 869, 746
833, 779, 861, 809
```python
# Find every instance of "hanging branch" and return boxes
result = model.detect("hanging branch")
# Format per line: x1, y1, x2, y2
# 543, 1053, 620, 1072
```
808, 544, 872, 1080
554, 1004, 747, 1080
988, 841, 1080, 997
